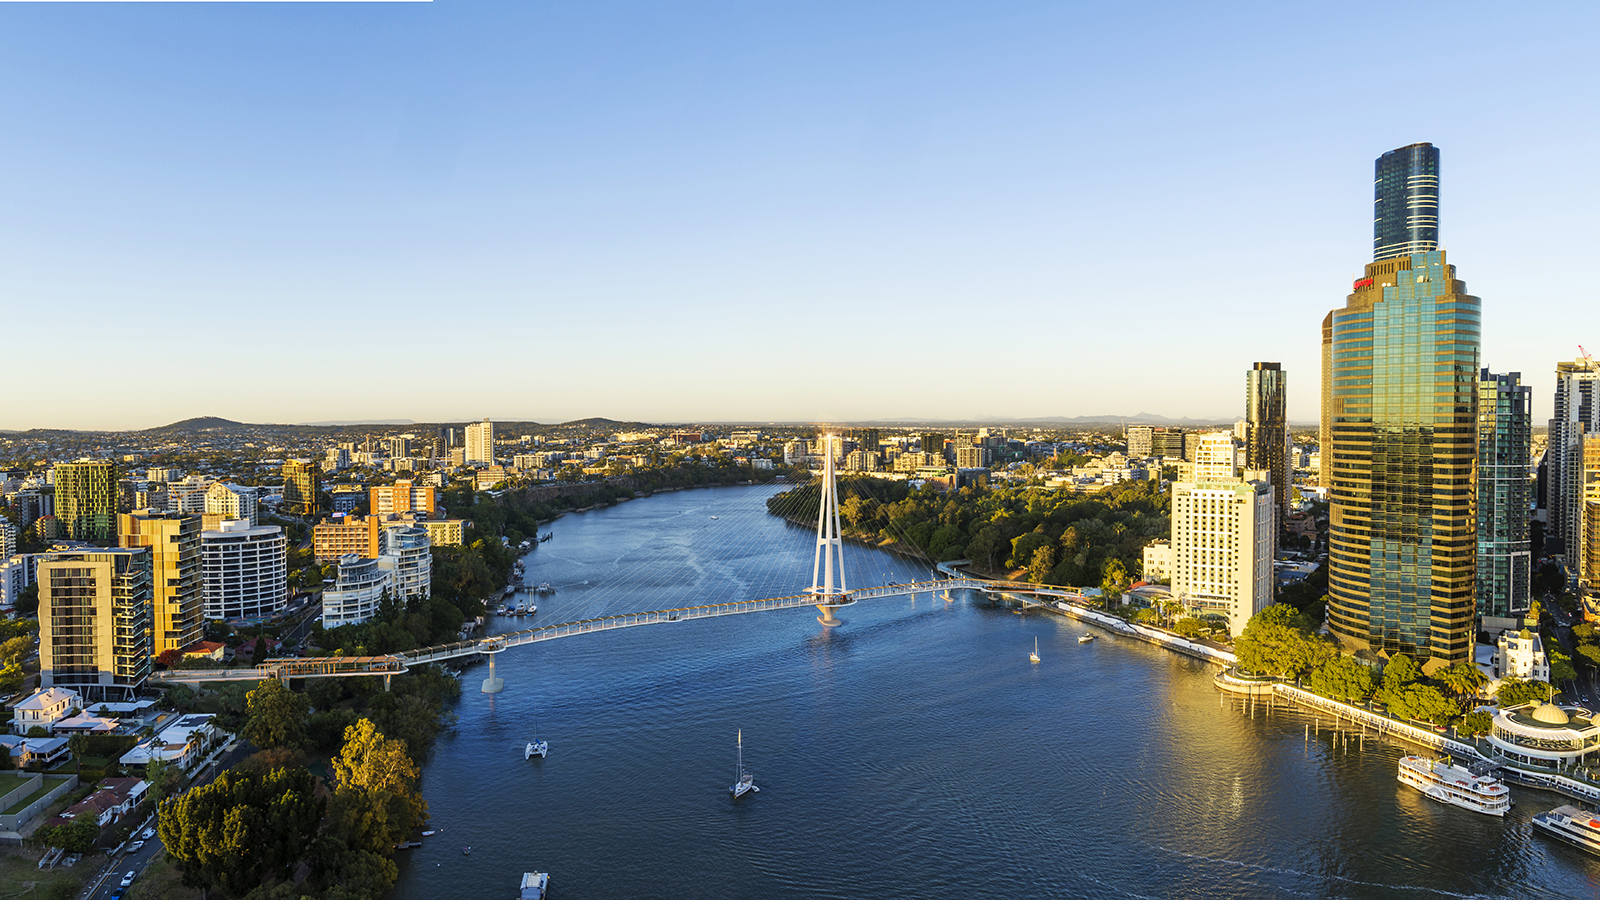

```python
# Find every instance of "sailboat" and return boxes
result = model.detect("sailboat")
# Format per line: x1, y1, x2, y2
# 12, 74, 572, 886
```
729, 729, 758, 798
1029, 637, 1041, 664
525, 715, 548, 759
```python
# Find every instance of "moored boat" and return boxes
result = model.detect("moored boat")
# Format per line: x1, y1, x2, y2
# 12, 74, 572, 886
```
1532, 804, 1600, 857
1078, 633, 1096, 643
1396, 755, 1510, 816
519, 871, 549, 899
1029, 637, 1040, 664
730, 729, 758, 798
525, 739, 548, 759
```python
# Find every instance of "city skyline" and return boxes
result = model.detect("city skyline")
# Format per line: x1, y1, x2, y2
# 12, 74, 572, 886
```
4, 3, 1597, 429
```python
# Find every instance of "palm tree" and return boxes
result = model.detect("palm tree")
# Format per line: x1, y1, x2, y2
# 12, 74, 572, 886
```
1437, 661, 1490, 713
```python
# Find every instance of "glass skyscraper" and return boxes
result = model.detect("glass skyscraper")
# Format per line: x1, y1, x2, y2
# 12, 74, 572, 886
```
1373, 142, 1440, 262
1324, 143, 1480, 669
1244, 362, 1289, 526
1476, 370, 1532, 626
54, 459, 118, 543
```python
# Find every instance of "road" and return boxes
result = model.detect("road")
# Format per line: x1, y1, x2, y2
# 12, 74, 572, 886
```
85, 739, 249, 899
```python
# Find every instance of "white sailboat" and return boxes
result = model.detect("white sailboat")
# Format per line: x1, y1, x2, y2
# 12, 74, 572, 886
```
730, 729, 758, 798
1029, 637, 1041, 664
525, 715, 548, 759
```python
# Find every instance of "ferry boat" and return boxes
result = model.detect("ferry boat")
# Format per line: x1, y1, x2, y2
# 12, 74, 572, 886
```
1078, 633, 1096, 643
1532, 804, 1600, 857
1396, 756, 1510, 816
519, 871, 549, 900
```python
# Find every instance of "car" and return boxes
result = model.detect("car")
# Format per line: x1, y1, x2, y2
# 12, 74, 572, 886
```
128, 840, 145, 852
140, 828, 155, 840
121, 871, 136, 887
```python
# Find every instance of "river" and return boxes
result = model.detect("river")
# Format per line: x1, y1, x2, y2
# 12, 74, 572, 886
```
392, 484, 1599, 899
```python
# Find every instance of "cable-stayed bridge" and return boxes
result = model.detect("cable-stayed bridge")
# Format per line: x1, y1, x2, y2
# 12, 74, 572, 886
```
152, 438, 1089, 692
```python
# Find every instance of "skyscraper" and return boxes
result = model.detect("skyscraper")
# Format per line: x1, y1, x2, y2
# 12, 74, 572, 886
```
1372, 142, 1440, 261
1546, 357, 1600, 557
54, 459, 117, 543
281, 459, 320, 517
119, 511, 204, 654
1169, 432, 1276, 637
1244, 362, 1290, 526
1476, 370, 1532, 630
1323, 143, 1480, 669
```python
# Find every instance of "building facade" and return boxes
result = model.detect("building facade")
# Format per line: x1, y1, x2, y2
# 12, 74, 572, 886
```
1244, 362, 1290, 524
281, 460, 320, 517
203, 482, 257, 528
370, 479, 436, 517
314, 515, 382, 562
1323, 145, 1479, 669
377, 525, 432, 602
1168, 433, 1275, 637
1476, 370, 1533, 630
37, 548, 152, 702
321, 555, 391, 629
117, 511, 204, 654
1372, 142, 1440, 261
1547, 358, 1600, 557
465, 418, 496, 466
417, 518, 464, 547
200, 521, 288, 621
53, 460, 117, 543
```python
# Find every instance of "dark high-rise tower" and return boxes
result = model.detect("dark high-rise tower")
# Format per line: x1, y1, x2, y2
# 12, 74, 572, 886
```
1324, 144, 1480, 670
1245, 362, 1290, 527
1476, 370, 1532, 627
1373, 142, 1440, 262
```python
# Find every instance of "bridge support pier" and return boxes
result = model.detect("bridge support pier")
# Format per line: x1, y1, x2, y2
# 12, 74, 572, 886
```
481, 651, 505, 693
383, 673, 393, 692
816, 604, 841, 627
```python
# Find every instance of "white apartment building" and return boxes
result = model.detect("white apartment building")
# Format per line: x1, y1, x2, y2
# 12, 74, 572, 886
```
200, 520, 288, 620
321, 555, 391, 628
1169, 432, 1276, 637
167, 475, 215, 515
204, 482, 258, 527
0, 554, 36, 611
0, 520, 14, 561
377, 524, 432, 602
1142, 541, 1173, 582
465, 418, 496, 466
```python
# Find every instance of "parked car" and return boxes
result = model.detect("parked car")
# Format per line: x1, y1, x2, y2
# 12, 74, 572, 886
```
140, 828, 156, 840
121, 871, 136, 887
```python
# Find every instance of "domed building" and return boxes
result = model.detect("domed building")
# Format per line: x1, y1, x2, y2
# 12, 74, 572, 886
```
1486, 702, 1600, 770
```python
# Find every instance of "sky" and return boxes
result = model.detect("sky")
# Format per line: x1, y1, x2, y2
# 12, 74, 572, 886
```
3, 1, 1597, 430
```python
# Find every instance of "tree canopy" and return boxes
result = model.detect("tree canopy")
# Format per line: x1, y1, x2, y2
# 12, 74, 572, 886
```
243, 678, 309, 751
160, 766, 324, 896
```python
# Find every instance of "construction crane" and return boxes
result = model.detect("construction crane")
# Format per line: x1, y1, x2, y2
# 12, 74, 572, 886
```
1581, 345, 1594, 364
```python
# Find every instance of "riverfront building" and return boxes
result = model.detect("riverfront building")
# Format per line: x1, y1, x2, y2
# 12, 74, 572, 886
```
37, 548, 153, 702
117, 511, 204, 654
1169, 433, 1275, 637
200, 520, 288, 621
1477, 370, 1533, 631
321, 555, 391, 629
281, 460, 320, 517
1323, 143, 1480, 669
1548, 358, 1600, 558
1244, 362, 1290, 525
1488, 702, 1600, 771
377, 525, 431, 602
54, 460, 117, 543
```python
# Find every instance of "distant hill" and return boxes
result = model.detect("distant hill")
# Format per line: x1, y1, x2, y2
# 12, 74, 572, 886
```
145, 416, 250, 432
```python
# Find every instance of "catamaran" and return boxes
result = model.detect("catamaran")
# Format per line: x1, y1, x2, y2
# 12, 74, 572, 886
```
730, 729, 758, 798
1029, 637, 1040, 664
525, 715, 548, 759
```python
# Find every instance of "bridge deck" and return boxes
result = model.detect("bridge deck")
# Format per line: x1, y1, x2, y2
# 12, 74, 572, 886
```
153, 578, 1087, 683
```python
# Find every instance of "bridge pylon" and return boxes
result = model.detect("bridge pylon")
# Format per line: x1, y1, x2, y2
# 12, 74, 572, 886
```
480, 638, 507, 693
808, 433, 854, 626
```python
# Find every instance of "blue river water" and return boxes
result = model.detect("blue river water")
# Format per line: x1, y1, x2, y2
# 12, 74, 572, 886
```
392, 485, 1599, 899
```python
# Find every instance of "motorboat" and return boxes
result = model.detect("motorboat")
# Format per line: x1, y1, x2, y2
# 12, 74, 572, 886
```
519, 871, 549, 900
1078, 633, 1096, 643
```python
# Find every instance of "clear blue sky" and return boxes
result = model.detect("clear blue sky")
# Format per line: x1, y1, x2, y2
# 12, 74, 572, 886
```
3, 2, 1595, 430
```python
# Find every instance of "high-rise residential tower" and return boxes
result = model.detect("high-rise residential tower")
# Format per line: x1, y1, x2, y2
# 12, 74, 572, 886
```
1476, 370, 1532, 631
465, 418, 496, 466
37, 547, 152, 701
1245, 362, 1290, 526
1547, 357, 1600, 557
118, 510, 204, 654
1169, 433, 1276, 637
1323, 144, 1480, 669
54, 459, 117, 543
281, 459, 320, 517
1372, 142, 1440, 262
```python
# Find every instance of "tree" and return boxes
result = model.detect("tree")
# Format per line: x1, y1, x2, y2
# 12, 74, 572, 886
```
1173, 617, 1206, 639
146, 757, 184, 804
331, 718, 427, 844
156, 649, 185, 669
1458, 710, 1493, 736
1385, 683, 1457, 726
1494, 676, 1553, 706
1435, 661, 1489, 712
38, 816, 98, 853
1026, 545, 1055, 584
1234, 605, 1334, 681
242, 678, 309, 750
1100, 558, 1129, 608
160, 766, 324, 898
1381, 653, 1421, 691
1305, 655, 1377, 704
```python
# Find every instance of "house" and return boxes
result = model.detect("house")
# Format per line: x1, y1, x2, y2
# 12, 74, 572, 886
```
51, 714, 120, 735
51, 778, 147, 829
118, 713, 218, 771
182, 641, 225, 662
0, 734, 71, 768
11, 687, 81, 735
